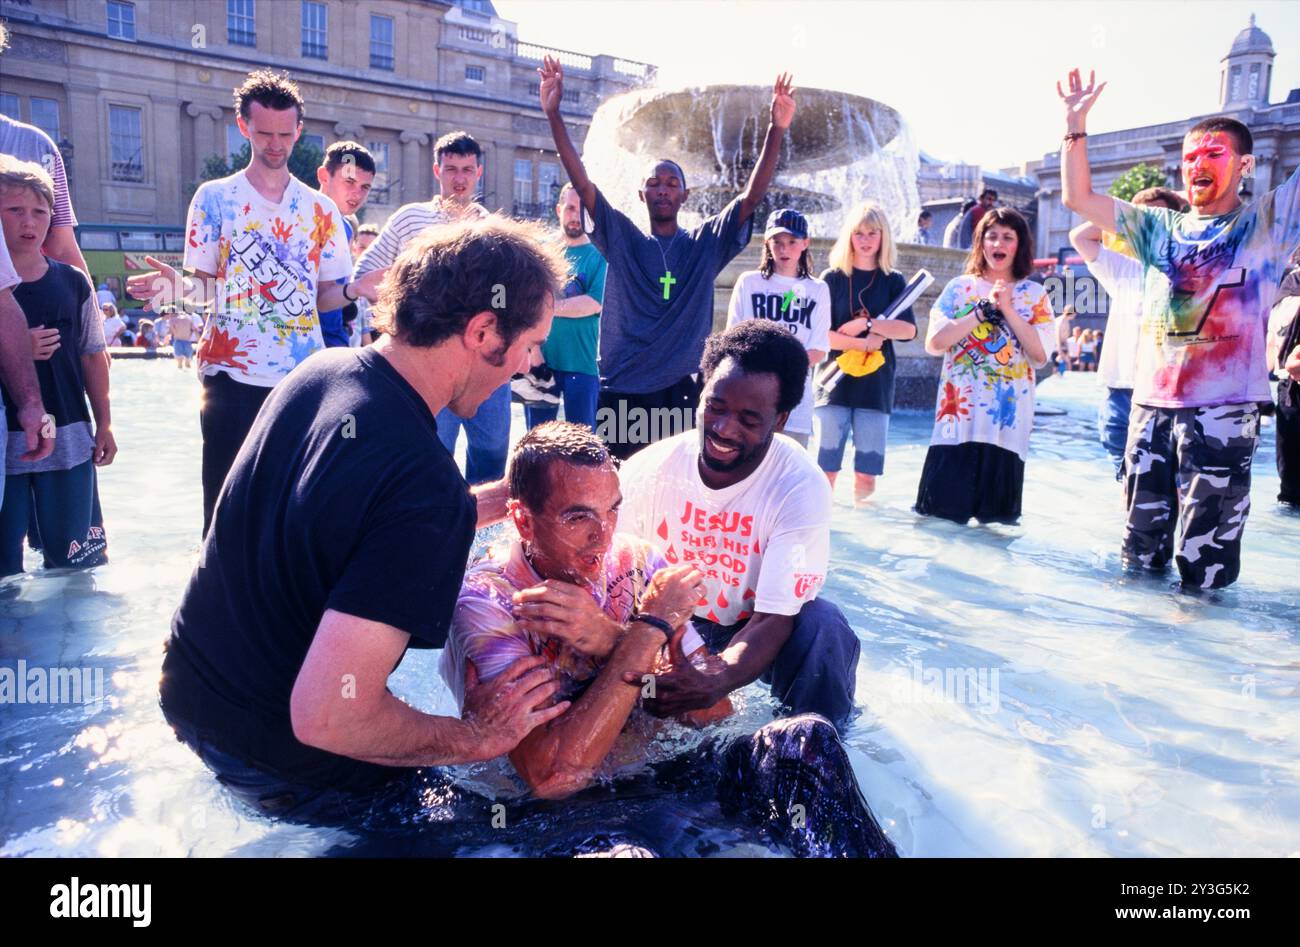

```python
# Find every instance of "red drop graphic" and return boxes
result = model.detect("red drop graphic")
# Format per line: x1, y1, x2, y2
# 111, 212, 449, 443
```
716, 589, 729, 609
743, 587, 756, 600
665, 545, 678, 563
737, 610, 752, 621
753, 538, 761, 554
706, 610, 720, 623
657, 518, 668, 540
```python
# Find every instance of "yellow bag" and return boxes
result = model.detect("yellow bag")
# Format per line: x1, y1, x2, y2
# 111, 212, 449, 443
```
835, 349, 886, 377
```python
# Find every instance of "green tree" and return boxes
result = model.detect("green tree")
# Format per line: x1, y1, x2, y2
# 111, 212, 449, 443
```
1108, 162, 1168, 202
186, 138, 325, 206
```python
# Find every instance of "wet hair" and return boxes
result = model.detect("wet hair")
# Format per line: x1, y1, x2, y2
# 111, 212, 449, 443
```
759, 237, 812, 279
234, 69, 305, 123
828, 200, 897, 276
1185, 116, 1253, 156
1131, 186, 1190, 213
434, 130, 482, 164
508, 421, 612, 513
322, 140, 376, 176
645, 159, 687, 189
0, 155, 55, 211
965, 206, 1034, 281
369, 216, 568, 351
700, 320, 809, 416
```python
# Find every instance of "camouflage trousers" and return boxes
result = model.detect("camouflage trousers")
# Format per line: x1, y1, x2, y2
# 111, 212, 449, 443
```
1122, 402, 1260, 590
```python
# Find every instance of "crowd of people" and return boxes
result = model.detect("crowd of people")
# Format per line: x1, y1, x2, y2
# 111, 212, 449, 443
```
1, 30, 1298, 855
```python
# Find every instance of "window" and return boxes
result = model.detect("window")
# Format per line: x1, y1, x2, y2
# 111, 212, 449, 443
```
1229, 64, 1242, 102
513, 159, 533, 206
31, 98, 61, 142
107, 0, 136, 40
301, 1, 327, 59
301, 133, 325, 154
537, 162, 563, 206
0, 93, 19, 120
367, 140, 390, 203
227, 0, 256, 47
370, 15, 394, 71
564, 88, 579, 105
463, 0, 492, 14
226, 123, 246, 161
465, 65, 485, 83
109, 105, 144, 182
1248, 63, 1260, 101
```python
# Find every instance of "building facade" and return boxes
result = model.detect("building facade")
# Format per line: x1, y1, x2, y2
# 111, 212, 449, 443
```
1034, 16, 1300, 256
0, 0, 655, 229
914, 151, 1038, 243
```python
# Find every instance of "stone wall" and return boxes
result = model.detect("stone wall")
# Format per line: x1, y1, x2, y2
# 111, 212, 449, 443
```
713, 239, 971, 410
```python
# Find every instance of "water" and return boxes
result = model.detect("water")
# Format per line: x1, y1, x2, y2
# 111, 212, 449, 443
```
1, 362, 1297, 856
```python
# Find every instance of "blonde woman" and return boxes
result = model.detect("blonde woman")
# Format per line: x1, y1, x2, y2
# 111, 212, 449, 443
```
814, 201, 917, 504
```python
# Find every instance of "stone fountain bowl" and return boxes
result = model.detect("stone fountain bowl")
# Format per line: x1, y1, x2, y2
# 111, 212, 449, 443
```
609, 85, 906, 188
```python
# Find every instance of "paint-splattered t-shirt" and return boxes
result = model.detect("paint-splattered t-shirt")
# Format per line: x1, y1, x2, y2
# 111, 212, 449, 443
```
184, 170, 351, 387
618, 431, 831, 628
1113, 167, 1300, 409
925, 276, 1055, 461
440, 535, 705, 711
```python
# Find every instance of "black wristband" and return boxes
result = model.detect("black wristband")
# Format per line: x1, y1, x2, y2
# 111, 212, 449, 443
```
342, 281, 357, 302
629, 613, 674, 642
1063, 131, 1087, 142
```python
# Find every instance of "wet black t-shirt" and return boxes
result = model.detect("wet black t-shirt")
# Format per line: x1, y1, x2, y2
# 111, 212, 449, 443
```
816, 268, 915, 413
161, 347, 476, 791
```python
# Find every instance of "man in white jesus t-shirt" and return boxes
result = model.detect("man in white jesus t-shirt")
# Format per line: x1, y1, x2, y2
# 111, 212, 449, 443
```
619, 321, 860, 727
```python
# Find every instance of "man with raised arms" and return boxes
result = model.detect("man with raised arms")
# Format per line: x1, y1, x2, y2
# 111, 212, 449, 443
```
539, 56, 794, 459
1058, 68, 1300, 589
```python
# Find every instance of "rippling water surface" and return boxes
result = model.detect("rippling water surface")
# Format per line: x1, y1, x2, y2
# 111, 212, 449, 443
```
2, 363, 1297, 857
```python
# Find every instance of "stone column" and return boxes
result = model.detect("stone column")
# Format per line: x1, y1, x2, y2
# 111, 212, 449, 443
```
400, 130, 429, 204
187, 103, 224, 174
334, 122, 365, 144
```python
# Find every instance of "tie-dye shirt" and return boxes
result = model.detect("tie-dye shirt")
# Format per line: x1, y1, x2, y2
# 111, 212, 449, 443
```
440, 534, 705, 711
184, 169, 351, 388
1113, 166, 1300, 409
926, 276, 1055, 460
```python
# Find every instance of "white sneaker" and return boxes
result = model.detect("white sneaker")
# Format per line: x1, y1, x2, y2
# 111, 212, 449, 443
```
511, 370, 560, 405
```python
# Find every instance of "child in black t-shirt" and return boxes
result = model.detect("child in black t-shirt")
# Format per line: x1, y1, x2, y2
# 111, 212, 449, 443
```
0, 156, 113, 575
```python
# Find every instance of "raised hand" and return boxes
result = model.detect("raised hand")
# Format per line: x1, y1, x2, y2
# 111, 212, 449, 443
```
1056, 68, 1106, 132
461, 656, 570, 763
513, 579, 621, 658
125, 254, 183, 312
771, 71, 796, 130
538, 55, 564, 116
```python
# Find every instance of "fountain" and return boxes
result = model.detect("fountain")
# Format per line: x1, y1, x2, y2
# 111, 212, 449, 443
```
581, 84, 921, 239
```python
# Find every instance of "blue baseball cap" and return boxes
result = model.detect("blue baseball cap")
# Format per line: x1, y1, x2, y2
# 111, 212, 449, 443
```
764, 208, 808, 240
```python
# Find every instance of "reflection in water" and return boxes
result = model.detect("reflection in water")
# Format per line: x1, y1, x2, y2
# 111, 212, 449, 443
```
1, 363, 1297, 856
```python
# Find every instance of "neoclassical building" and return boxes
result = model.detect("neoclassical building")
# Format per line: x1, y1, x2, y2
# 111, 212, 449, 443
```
1034, 15, 1299, 256
0, 0, 654, 227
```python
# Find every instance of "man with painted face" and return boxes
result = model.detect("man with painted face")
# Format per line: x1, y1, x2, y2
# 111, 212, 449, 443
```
618, 321, 860, 727
539, 57, 794, 460
1059, 68, 1300, 589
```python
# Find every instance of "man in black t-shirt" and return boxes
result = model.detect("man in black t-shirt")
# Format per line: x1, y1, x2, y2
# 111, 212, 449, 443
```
160, 218, 572, 819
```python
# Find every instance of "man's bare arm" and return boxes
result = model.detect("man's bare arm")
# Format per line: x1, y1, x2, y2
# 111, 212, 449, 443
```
0, 288, 53, 462
737, 73, 795, 221
553, 294, 602, 318
290, 609, 567, 767
1070, 221, 1104, 263
538, 56, 596, 214
1058, 68, 1116, 231
43, 225, 92, 284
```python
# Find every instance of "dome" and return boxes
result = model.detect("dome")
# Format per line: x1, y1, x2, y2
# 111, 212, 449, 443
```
1227, 14, 1274, 57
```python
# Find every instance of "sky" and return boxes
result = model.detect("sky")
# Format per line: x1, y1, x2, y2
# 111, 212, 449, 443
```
495, 0, 1300, 171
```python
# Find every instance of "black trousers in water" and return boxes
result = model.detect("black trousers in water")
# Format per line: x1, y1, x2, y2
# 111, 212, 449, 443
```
200, 372, 271, 537
596, 373, 702, 461
915, 441, 1025, 525
691, 597, 862, 729
1277, 380, 1300, 506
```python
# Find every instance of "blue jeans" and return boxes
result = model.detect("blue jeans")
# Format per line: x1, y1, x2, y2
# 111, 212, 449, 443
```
0, 459, 106, 576
437, 382, 511, 485
815, 406, 890, 476
524, 369, 600, 430
1098, 386, 1132, 481
691, 598, 861, 730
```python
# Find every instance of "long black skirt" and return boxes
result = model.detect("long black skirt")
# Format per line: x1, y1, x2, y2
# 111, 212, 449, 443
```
914, 441, 1025, 525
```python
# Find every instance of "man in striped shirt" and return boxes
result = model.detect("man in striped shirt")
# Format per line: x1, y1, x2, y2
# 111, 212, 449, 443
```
351, 131, 509, 483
